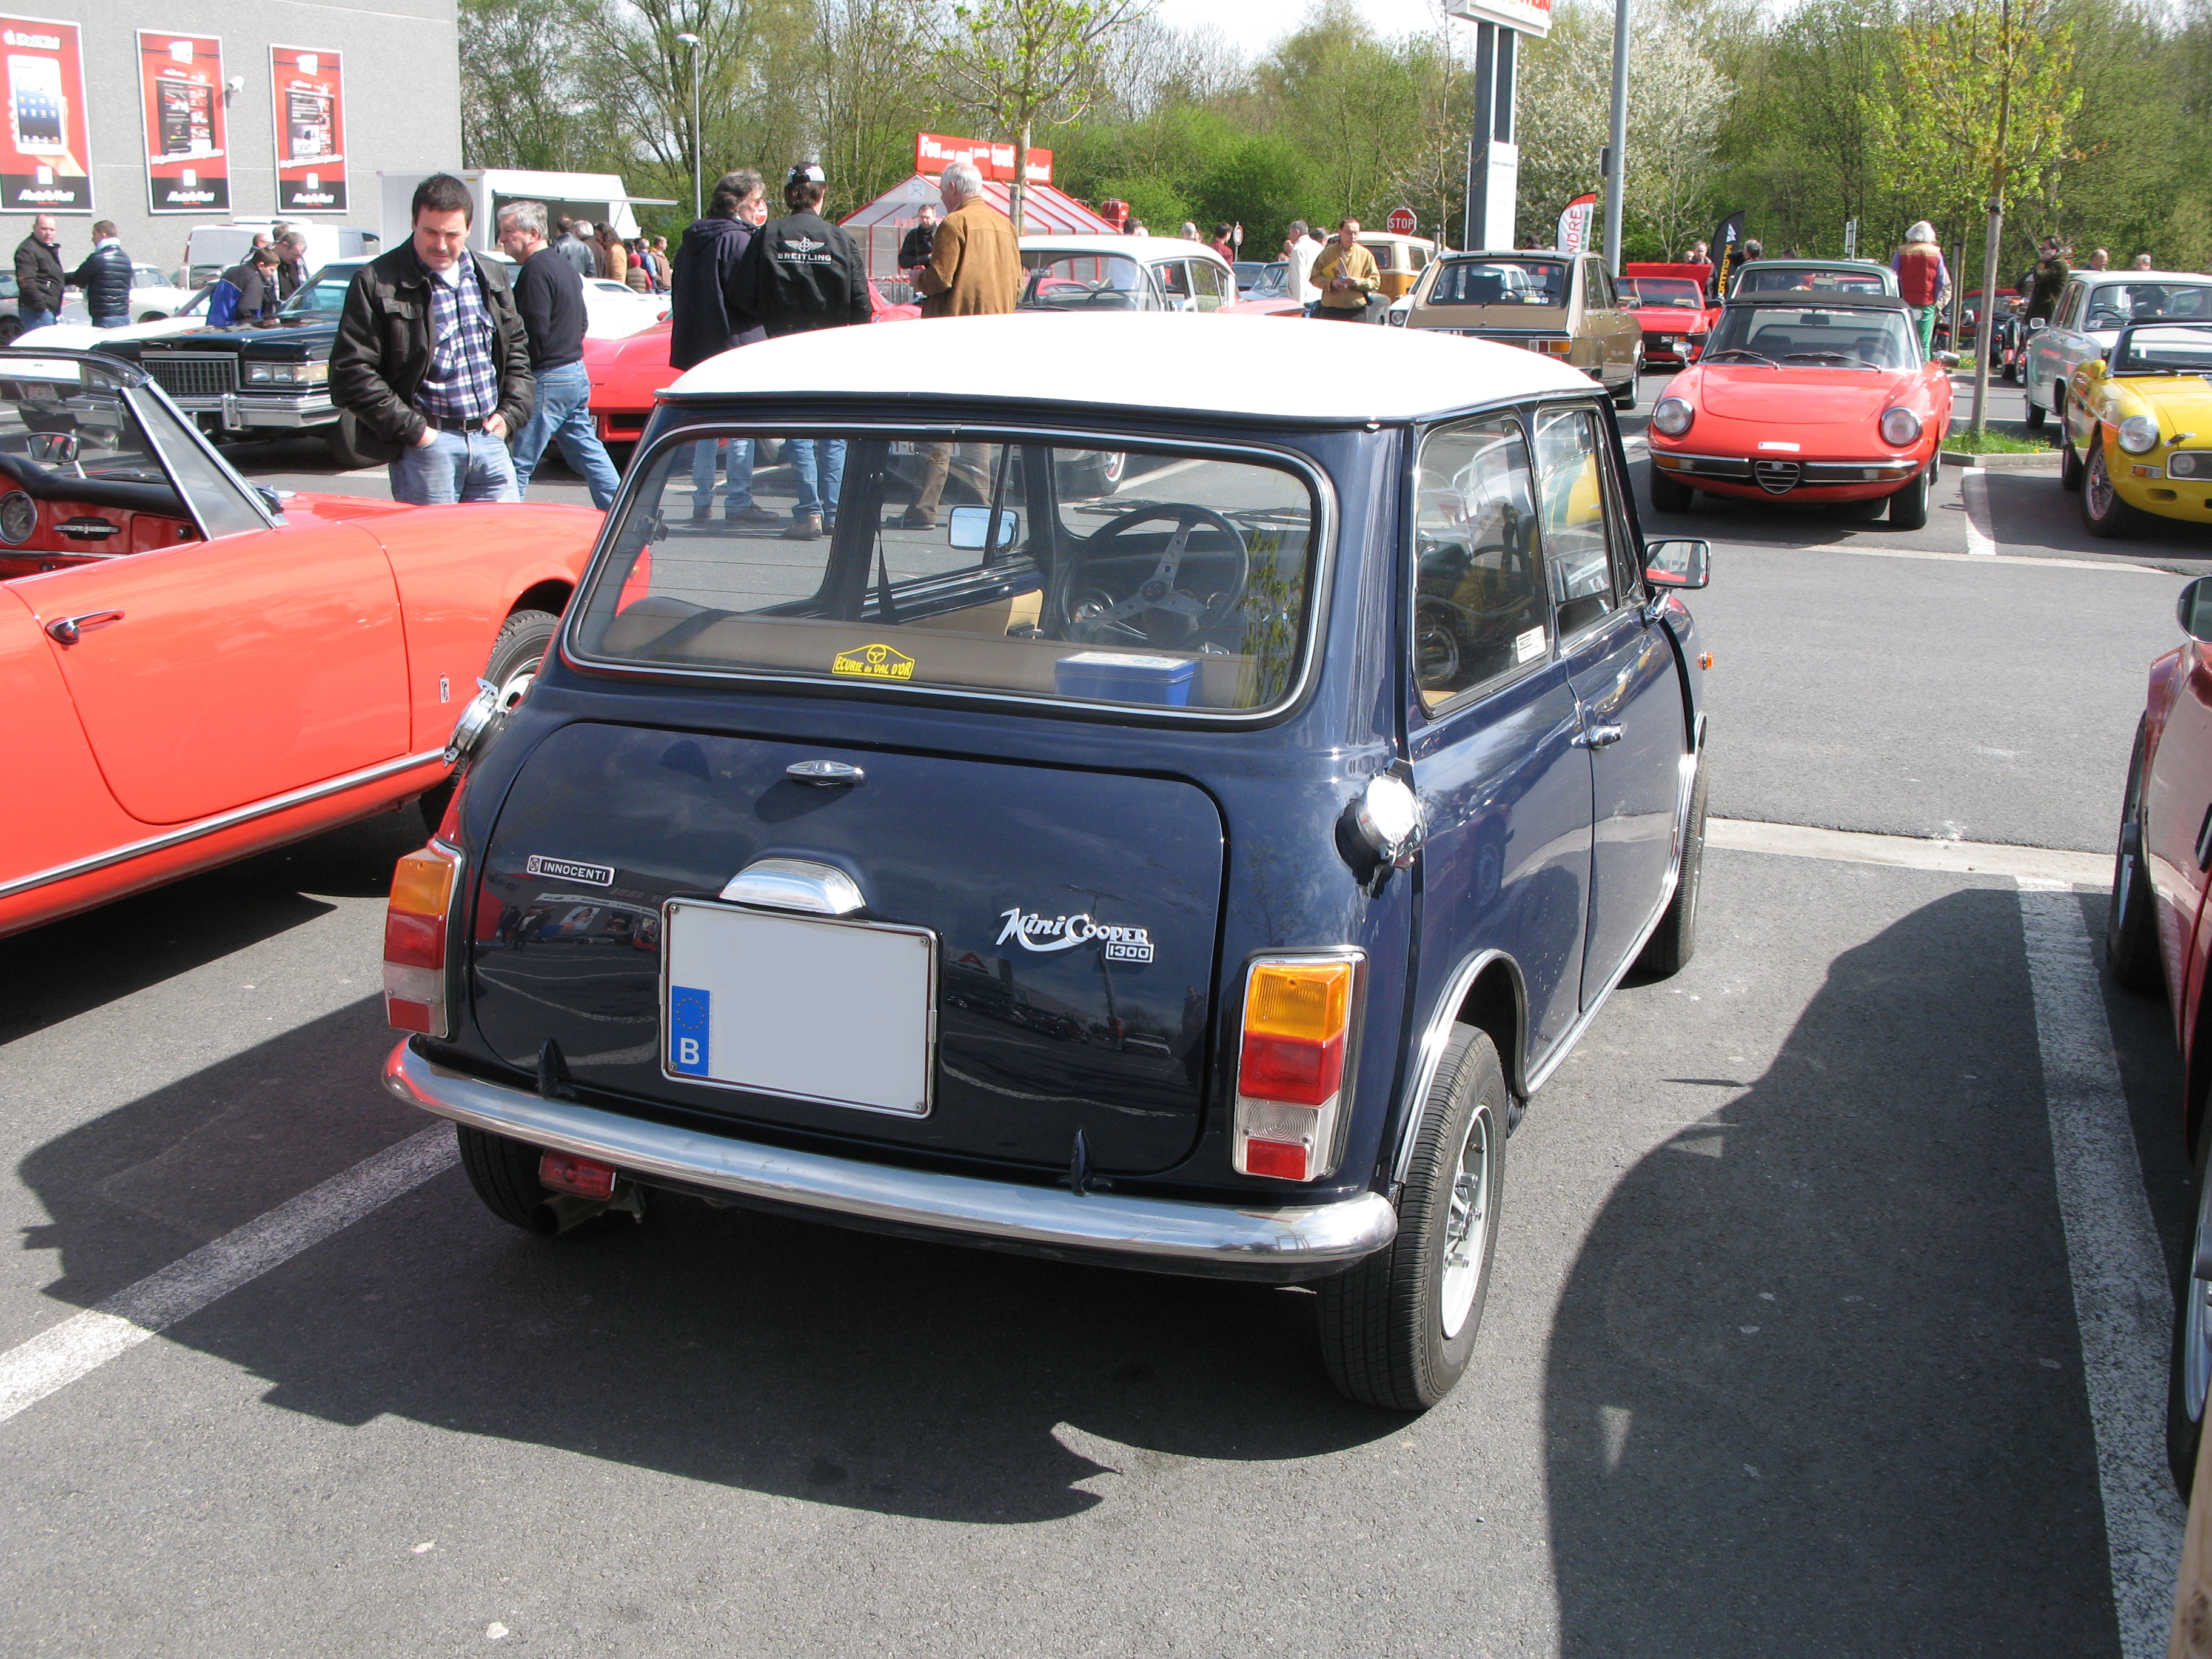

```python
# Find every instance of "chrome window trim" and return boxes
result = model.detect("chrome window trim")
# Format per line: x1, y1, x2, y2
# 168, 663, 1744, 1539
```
0, 746, 447, 902
558, 418, 1344, 728
126, 374, 279, 535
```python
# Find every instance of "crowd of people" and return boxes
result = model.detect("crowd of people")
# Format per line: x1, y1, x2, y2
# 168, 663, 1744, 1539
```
329, 161, 1023, 523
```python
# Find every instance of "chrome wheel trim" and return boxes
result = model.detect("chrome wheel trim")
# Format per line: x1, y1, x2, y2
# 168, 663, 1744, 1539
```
1439, 1105, 1493, 1339
2086, 448, 2116, 519
2188, 1172, 2212, 1426
495, 661, 538, 714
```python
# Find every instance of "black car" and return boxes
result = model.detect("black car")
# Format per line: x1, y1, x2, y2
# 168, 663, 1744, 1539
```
107, 262, 362, 466
378, 313, 1712, 1412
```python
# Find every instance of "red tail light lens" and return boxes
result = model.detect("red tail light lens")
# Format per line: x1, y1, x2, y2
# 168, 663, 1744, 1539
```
1233, 954, 1362, 1182
384, 842, 461, 1037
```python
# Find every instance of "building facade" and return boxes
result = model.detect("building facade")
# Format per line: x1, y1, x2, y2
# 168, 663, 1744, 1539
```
11, 0, 458, 278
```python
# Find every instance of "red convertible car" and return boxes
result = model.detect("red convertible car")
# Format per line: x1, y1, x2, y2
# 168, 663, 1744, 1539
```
586, 285, 920, 452
0, 349, 601, 938
1645, 292, 1954, 529
1621, 261, 1720, 366
2114, 577, 2212, 1494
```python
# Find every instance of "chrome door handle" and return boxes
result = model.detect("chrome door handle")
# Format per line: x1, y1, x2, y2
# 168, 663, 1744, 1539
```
45, 610, 123, 645
1573, 723, 1623, 749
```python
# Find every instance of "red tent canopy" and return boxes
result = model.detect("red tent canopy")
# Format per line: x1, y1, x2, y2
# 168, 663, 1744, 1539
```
841, 175, 1119, 286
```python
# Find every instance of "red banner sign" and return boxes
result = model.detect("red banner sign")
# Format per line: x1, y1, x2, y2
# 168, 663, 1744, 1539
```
270, 43, 346, 213
914, 132, 1051, 186
139, 31, 227, 214
1557, 191, 1597, 256
0, 13, 90, 213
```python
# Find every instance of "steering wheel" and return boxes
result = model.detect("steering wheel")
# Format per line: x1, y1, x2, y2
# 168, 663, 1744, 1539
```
1051, 503, 1250, 648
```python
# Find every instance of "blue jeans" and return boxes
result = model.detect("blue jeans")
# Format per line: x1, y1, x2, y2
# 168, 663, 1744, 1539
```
389, 426, 521, 504
90, 312, 127, 329
17, 306, 53, 333
509, 361, 620, 509
689, 437, 756, 511
786, 437, 845, 522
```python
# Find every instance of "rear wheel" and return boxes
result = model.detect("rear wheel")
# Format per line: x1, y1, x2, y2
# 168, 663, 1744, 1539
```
2172, 1124, 2212, 1496
2024, 390, 2046, 432
1636, 748, 1708, 978
2060, 430, 2084, 491
457, 1125, 556, 1233
1319, 1024, 1506, 1411
0, 316, 21, 345
2082, 437, 2143, 538
1612, 375, 1638, 411
1888, 461, 1931, 528
2109, 719, 2163, 993
1649, 468, 1692, 513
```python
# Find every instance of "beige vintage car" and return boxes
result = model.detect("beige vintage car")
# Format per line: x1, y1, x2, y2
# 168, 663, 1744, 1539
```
1392, 250, 1644, 408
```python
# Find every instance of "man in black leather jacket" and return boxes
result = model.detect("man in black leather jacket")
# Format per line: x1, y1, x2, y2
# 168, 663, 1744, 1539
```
13, 215, 62, 332
329, 173, 533, 502
66, 222, 132, 328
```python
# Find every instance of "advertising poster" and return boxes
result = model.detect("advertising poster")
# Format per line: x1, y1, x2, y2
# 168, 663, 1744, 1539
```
138, 32, 227, 214
0, 14, 90, 214
914, 133, 1052, 186
269, 44, 346, 213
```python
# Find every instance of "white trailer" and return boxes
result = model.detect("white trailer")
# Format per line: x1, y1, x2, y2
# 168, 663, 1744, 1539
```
378, 169, 679, 256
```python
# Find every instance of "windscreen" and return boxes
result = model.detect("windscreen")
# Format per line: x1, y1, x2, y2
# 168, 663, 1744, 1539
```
2113, 323, 2212, 374
1735, 265, 1889, 295
1704, 307, 1917, 368
572, 431, 1321, 714
1426, 259, 1568, 306
278, 263, 362, 318
1248, 263, 1289, 298
1632, 278, 1704, 309
1019, 254, 1156, 312
2085, 284, 2212, 330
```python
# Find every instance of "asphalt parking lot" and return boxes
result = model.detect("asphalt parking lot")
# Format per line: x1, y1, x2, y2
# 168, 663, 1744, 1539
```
3, 368, 2207, 1655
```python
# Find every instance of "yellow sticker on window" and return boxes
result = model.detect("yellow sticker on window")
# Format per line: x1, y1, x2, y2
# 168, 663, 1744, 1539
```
831, 643, 916, 681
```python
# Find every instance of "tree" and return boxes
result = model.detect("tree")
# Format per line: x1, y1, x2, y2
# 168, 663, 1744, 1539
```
939, 0, 1150, 230
458, 0, 602, 172
814, 0, 950, 213
1623, 18, 1734, 258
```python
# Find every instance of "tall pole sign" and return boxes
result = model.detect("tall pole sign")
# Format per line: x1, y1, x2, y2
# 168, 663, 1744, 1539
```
1446, 0, 1550, 252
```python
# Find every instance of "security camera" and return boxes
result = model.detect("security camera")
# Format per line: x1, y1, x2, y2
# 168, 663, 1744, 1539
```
226, 75, 244, 94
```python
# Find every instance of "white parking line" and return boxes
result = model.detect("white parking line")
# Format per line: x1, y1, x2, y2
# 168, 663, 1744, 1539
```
0, 1125, 456, 1427
2017, 880, 2186, 1658
1710, 817, 2110, 884
1720, 540, 2157, 574
1959, 466, 1998, 555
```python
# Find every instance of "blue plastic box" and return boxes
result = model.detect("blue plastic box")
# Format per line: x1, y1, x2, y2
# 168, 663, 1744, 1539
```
1054, 651, 1198, 706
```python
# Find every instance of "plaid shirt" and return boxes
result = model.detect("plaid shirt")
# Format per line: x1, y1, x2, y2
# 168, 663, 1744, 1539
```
414, 249, 500, 423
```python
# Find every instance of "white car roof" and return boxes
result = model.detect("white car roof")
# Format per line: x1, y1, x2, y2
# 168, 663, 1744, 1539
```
2086, 271, 2212, 286
667, 312, 1595, 423
1022, 235, 1233, 266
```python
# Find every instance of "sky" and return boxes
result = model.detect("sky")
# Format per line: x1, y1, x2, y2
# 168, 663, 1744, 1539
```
1147, 0, 1453, 51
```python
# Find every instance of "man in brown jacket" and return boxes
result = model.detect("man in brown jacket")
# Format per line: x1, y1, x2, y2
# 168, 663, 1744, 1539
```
1309, 219, 1381, 320
915, 159, 1020, 318
905, 158, 1022, 525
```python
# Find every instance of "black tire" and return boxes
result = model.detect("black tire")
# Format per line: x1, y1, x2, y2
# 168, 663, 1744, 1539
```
1649, 468, 1692, 513
1319, 1024, 1507, 1411
0, 315, 20, 345
1637, 747, 1708, 977
2081, 437, 2143, 539
2109, 718, 2164, 993
457, 1124, 556, 1233
1612, 375, 1637, 411
2024, 392, 2046, 432
2060, 430, 2083, 491
2171, 1123, 2212, 1496
1888, 460, 1931, 528
418, 608, 561, 830
323, 422, 383, 470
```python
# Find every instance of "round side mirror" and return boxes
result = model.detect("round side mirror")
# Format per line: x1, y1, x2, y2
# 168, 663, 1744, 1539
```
2179, 577, 2212, 644
2028, 317, 2046, 331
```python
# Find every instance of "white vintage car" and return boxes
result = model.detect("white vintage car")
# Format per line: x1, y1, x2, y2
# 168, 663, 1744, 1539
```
2021, 269, 2212, 432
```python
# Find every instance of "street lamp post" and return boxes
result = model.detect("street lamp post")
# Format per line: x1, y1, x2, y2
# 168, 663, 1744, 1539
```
1600, 0, 1629, 275
675, 32, 702, 222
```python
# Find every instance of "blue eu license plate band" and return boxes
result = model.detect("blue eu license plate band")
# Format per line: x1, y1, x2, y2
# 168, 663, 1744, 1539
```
669, 985, 711, 1075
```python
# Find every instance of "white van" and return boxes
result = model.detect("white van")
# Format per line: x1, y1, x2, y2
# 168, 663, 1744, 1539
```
178, 222, 380, 287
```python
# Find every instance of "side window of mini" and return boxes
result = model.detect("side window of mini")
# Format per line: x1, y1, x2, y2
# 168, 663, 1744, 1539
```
1530, 404, 1620, 638
1410, 414, 1550, 711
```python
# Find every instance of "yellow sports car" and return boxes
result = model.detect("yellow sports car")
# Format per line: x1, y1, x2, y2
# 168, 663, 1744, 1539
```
2062, 320, 2212, 537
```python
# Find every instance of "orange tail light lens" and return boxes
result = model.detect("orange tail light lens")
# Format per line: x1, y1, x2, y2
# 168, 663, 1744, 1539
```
384, 842, 462, 1037
1234, 956, 1361, 1183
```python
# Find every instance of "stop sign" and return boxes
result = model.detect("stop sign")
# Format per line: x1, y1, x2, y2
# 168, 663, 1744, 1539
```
1386, 207, 1417, 235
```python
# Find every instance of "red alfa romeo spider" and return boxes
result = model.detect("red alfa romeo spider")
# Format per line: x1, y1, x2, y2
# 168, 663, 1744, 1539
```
1, 349, 602, 938
1645, 292, 1954, 529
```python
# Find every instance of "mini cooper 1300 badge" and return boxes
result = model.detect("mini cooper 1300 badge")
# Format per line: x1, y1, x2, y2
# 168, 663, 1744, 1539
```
996, 906, 1155, 963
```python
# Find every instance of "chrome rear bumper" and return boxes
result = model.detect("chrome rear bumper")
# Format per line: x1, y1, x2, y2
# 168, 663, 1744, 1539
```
384, 1042, 1396, 1280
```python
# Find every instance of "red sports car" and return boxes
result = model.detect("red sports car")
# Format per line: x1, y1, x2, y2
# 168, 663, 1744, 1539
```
1644, 292, 1954, 529
586, 284, 920, 452
1621, 261, 1720, 366
1, 348, 602, 938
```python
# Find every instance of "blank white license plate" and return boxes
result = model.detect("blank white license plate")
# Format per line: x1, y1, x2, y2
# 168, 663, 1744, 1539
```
662, 899, 936, 1116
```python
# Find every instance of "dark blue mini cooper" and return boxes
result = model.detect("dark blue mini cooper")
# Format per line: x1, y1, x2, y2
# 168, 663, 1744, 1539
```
381, 314, 1711, 1411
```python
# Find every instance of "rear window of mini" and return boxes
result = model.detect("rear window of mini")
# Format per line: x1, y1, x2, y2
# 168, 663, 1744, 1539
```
568, 426, 1327, 717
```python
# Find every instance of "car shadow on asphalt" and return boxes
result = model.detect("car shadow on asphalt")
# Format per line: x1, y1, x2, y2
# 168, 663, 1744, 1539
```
1982, 470, 2212, 571
17, 996, 1401, 1526
1546, 883, 2169, 1657
0, 811, 423, 1046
